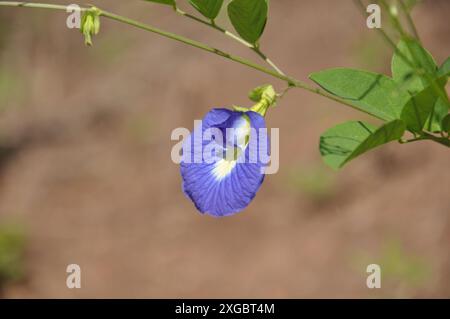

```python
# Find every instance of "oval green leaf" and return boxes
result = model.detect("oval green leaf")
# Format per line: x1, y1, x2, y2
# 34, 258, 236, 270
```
424, 97, 449, 133
228, 0, 268, 45
400, 78, 448, 133
320, 120, 406, 170
391, 39, 438, 93
189, 0, 224, 20
310, 68, 410, 121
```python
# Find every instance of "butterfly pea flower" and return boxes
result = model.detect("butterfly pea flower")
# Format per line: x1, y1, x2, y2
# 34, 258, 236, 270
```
180, 85, 276, 217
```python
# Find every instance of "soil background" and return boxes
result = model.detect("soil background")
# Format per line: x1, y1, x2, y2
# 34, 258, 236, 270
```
0, 0, 449, 298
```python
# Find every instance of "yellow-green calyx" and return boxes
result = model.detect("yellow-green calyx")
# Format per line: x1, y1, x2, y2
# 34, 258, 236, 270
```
249, 84, 277, 116
232, 84, 277, 117
81, 7, 101, 46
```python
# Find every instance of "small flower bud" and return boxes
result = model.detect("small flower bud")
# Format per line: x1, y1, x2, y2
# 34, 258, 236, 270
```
80, 7, 101, 46
249, 84, 277, 117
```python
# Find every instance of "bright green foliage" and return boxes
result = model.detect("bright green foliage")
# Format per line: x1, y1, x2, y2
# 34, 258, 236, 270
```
315, 39, 449, 169
189, 0, 224, 20
310, 68, 409, 121
401, 84, 440, 132
424, 97, 449, 132
392, 41, 449, 131
391, 39, 438, 93
144, 0, 175, 6
320, 120, 406, 170
228, 0, 268, 45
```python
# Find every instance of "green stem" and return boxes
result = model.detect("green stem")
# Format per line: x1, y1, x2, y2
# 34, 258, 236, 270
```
421, 132, 450, 147
252, 47, 286, 76
398, 0, 421, 42
0, 2, 287, 83
103, 8, 368, 115
100, 10, 290, 82
175, 8, 286, 75
400, 133, 450, 147
175, 8, 252, 48
0, 1, 86, 11
354, 0, 415, 69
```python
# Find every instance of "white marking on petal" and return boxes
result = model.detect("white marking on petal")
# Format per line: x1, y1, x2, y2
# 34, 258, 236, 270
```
212, 114, 251, 181
212, 158, 238, 181
232, 115, 251, 149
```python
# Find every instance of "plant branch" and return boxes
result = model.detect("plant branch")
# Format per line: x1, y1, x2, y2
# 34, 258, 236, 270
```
0, 2, 287, 82
398, 0, 421, 42
0, 1, 86, 11
100, 9, 290, 82
174, 8, 286, 75
353, 0, 415, 69
421, 132, 450, 147
400, 132, 450, 147
0, 1, 405, 122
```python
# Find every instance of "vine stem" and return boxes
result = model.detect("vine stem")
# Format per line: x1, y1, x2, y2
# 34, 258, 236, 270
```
175, 8, 286, 75
0, 1, 384, 121
400, 132, 450, 147
353, 0, 415, 69
100, 10, 293, 83
0, 1, 85, 11
398, 0, 421, 42
0, 2, 294, 83
1, 1, 449, 149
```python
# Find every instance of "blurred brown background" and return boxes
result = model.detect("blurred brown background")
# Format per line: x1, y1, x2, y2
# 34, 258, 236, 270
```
0, 0, 449, 298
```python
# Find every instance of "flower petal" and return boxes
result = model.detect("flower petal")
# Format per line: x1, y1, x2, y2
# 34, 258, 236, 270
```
180, 109, 268, 217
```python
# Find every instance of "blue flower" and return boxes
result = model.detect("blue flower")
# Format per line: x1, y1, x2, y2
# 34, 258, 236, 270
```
180, 108, 269, 217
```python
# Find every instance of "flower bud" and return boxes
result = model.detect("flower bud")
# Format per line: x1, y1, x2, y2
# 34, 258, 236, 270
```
80, 7, 101, 46
249, 84, 277, 117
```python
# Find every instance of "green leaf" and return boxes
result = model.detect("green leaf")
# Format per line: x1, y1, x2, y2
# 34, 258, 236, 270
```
441, 114, 450, 133
391, 41, 449, 131
424, 97, 449, 132
391, 39, 438, 93
400, 84, 440, 132
310, 68, 409, 121
320, 120, 406, 170
438, 57, 450, 78
228, 0, 268, 45
144, 0, 175, 6
189, 0, 224, 20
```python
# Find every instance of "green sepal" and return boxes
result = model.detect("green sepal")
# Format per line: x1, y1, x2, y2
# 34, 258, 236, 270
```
81, 7, 101, 46
248, 84, 276, 117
